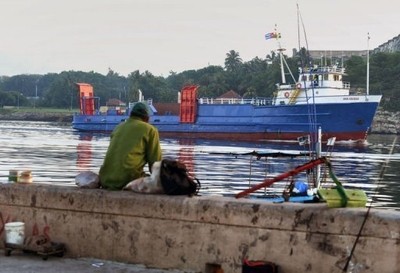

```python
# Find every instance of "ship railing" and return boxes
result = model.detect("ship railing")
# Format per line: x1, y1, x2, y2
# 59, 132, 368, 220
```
277, 93, 369, 103
278, 84, 300, 90
279, 83, 351, 91
198, 97, 273, 105
300, 66, 345, 74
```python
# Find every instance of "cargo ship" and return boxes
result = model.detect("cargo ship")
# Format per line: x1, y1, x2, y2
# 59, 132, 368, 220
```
72, 64, 381, 142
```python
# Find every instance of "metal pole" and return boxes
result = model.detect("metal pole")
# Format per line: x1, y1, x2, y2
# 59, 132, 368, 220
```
278, 49, 286, 84
367, 33, 370, 96
315, 126, 322, 188
34, 82, 38, 109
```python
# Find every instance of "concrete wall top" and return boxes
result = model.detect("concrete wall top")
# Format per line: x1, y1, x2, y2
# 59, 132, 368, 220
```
1, 183, 398, 239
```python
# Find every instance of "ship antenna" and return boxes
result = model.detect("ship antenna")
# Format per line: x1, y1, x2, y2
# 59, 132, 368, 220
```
297, 3, 318, 156
297, 3, 301, 53
341, 52, 344, 67
366, 33, 370, 95
297, 3, 310, 65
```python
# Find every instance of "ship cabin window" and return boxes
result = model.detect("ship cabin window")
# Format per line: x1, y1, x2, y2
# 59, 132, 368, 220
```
334, 75, 339, 81
301, 75, 307, 81
324, 74, 329, 81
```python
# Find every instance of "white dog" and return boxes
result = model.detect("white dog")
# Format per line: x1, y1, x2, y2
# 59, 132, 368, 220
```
123, 161, 163, 194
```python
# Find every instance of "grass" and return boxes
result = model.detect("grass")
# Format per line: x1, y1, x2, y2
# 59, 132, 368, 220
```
0, 107, 79, 114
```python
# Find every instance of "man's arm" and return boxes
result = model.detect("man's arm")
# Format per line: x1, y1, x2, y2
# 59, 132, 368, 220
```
146, 128, 162, 172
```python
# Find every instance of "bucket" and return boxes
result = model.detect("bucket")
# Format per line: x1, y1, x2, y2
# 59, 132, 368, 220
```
4, 222, 25, 245
19, 170, 33, 183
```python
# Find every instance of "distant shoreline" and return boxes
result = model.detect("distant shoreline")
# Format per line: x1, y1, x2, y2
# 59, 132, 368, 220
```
0, 111, 73, 122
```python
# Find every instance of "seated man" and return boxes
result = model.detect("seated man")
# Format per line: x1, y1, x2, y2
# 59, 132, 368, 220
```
99, 102, 162, 190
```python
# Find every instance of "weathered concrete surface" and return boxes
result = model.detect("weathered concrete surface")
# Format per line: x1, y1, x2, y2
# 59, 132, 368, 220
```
0, 250, 185, 273
0, 183, 399, 273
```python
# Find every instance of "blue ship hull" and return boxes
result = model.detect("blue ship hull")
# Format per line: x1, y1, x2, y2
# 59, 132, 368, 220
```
72, 100, 380, 142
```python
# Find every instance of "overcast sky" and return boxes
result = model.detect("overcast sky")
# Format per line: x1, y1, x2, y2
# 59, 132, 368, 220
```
0, 0, 399, 77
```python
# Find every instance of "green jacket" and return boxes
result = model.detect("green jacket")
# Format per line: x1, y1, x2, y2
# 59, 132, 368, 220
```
99, 117, 162, 190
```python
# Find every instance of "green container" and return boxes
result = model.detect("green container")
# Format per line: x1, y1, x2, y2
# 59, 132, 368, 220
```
8, 170, 19, 182
318, 188, 367, 208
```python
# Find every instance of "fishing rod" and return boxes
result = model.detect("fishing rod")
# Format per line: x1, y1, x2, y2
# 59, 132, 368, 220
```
342, 136, 398, 272
204, 150, 313, 159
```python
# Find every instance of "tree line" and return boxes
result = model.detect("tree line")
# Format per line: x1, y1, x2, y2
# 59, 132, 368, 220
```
0, 49, 399, 111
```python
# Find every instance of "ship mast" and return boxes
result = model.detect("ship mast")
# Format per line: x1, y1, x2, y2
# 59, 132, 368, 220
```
271, 24, 296, 85
273, 23, 286, 84
278, 48, 286, 84
366, 33, 370, 95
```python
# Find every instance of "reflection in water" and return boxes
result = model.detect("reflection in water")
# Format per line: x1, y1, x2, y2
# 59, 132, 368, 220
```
176, 138, 195, 175
76, 134, 93, 171
0, 121, 399, 210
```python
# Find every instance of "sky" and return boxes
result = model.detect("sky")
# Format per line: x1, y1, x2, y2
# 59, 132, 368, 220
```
0, 0, 399, 77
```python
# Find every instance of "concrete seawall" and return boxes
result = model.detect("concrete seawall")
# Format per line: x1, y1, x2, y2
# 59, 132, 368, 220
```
0, 183, 398, 273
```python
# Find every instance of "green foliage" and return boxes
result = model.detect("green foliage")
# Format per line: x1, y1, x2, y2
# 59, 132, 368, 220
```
0, 91, 28, 107
224, 50, 243, 72
1, 50, 400, 111
0, 91, 16, 106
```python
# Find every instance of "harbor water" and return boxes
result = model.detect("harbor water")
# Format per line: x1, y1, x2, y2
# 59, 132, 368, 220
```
0, 120, 399, 210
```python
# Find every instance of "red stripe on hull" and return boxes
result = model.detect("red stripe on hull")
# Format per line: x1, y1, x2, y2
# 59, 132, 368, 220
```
73, 125, 368, 143
159, 131, 368, 142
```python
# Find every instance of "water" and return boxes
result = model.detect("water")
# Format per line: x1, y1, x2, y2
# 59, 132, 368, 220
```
0, 120, 399, 210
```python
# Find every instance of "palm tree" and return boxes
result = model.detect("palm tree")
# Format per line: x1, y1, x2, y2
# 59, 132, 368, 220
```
224, 50, 243, 72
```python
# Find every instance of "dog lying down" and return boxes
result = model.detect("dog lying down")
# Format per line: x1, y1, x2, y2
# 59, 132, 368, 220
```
123, 161, 164, 194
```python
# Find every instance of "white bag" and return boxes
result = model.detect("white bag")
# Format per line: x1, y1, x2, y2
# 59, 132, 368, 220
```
75, 171, 100, 189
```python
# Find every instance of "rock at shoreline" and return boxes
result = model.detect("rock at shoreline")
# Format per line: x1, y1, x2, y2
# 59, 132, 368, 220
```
370, 109, 400, 134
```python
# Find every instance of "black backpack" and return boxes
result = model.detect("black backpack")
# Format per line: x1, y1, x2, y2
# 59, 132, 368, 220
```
159, 159, 200, 196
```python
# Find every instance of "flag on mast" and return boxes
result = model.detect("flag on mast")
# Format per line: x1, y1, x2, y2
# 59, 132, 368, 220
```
265, 32, 281, 40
